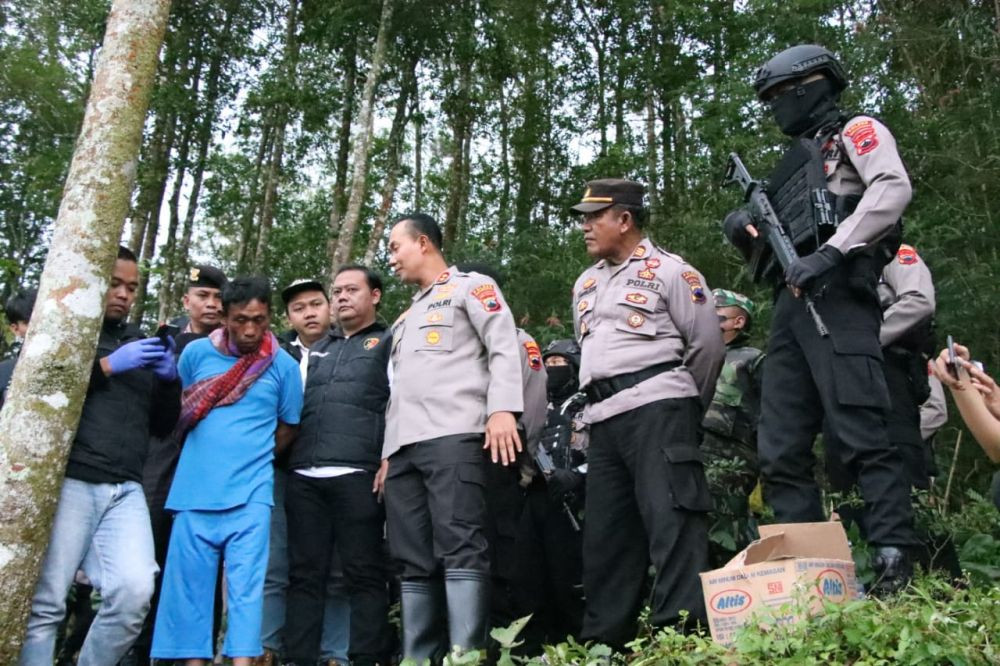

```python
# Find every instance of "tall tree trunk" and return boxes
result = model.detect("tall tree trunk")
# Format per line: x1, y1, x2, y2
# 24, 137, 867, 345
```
443, 59, 472, 250
167, 7, 229, 315
413, 93, 423, 210
326, 36, 359, 252
253, 0, 300, 272
578, 1, 607, 157
644, 90, 660, 228
330, 0, 395, 278
497, 81, 511, 255
0, 1, 170, 658
128, 106, 175, 252
139, 53, 202, 325
364, 56, 417, 265
237, 121, 273, 273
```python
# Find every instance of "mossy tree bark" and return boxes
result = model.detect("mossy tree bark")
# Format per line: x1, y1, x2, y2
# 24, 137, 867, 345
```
0, 0, 171, 659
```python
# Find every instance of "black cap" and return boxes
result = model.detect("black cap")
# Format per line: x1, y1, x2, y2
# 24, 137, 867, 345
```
569, 178, 645, 214
281, 278, 327, 307
188, 264, 227, 290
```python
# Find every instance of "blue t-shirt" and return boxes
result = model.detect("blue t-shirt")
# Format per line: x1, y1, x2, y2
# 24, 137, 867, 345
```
166, 337, 303, 511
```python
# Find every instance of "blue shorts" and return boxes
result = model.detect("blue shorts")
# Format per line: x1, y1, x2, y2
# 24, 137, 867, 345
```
151, 502, 271, 659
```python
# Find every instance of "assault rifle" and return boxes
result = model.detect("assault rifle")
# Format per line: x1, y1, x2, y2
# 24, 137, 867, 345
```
724, 153, 829, 338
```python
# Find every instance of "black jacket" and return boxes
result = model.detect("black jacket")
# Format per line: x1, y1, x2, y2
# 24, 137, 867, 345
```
65, 319, 180, 484
286, 322, 391, 472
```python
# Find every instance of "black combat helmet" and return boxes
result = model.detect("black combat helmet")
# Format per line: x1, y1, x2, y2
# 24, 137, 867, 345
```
543, 338, 581, 400
543, 338, 581, 370
753, 44, 847, 101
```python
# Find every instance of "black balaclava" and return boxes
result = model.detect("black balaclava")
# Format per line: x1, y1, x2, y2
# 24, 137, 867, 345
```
546, 363, 578, 402
769, 77, 841, 137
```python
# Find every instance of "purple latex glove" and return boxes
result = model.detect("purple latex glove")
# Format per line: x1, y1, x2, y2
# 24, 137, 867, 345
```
106, 338, 166, 375
151, 335, 178, 381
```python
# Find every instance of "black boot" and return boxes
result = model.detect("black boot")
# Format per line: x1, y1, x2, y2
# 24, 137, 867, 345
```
400, 578, 446, 663
870, 546, 912, 596
445, 569, 490, 653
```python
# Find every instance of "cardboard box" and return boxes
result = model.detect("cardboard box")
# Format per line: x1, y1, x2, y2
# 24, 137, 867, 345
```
699, 522, 860, 646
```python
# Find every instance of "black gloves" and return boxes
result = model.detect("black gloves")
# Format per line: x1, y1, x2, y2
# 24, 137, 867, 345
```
784, 244, 842, 289
723, 209, 757, 256
546, 469, 583, 503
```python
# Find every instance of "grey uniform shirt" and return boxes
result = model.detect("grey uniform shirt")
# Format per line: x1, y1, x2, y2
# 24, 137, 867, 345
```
572, 238, 725, 424
878, 244, 936, 348
516, 328, 548, 455
920, 374, 948, 442
822, 115, 912, 254
382, 267, 524, 459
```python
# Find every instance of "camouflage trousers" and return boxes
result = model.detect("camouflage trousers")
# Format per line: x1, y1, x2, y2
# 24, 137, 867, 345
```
701, 433, 760, 567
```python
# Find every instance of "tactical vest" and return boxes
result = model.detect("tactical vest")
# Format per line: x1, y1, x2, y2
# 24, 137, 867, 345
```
701, 345, 764, 445
750, 121, 903, 283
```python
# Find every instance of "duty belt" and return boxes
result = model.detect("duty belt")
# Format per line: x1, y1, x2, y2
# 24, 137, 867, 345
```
584, 361, 681, 404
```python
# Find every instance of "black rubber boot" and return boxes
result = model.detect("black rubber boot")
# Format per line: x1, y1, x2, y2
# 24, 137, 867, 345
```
400, 578, 446, 663
870, 546, 913, 596
445, 569, 491, 653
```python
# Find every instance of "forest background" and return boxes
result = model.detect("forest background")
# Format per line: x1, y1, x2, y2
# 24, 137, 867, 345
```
1, 0, 998, 496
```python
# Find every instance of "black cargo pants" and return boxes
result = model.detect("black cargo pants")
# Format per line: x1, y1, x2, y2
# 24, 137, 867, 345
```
758, 261, 917, 548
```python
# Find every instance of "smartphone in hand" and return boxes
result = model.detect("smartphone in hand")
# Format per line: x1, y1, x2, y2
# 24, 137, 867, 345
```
155, 324, 171, 348
946, 335, 960, 378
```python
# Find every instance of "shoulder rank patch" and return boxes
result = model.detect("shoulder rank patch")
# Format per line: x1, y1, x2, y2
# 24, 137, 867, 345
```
425, 330, 441, 345
898, 245, 919, 265
632, 245, 648, 258
645, 258, 661, 269
682, 271, 708, 304
625, 292, 648, 305
627, 312, 645, 328
471, 284, 502, 312
363, 337, 380, 350
523, 341, 542, 371
638, 268, 656, 280
844, 119, 879, 156
393, 308, 410, 328
435, 271, 451, 285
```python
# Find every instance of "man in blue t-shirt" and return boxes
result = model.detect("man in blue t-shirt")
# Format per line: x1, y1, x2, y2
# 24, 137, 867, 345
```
151, 277, 303, 666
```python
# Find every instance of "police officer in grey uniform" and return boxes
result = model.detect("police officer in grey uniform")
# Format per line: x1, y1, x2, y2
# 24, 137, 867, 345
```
571, 179, 724, 647
383, 214, 524, 660
724, 44, 918, 592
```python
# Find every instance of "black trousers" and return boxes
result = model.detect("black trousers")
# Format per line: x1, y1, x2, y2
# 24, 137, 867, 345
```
513, 479, 584, 651
758, 266, 916, 547
827, 351, 929, 492
284, 471, 393, 663
384, 434, 490, 579
483, 459, 526, 630
581, 397, 711, 648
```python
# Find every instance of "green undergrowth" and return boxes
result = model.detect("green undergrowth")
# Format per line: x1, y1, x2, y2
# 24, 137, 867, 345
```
454, 576, 1000, 665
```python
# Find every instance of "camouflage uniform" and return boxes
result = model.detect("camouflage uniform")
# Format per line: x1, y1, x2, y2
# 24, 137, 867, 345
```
701, 335, 764, 563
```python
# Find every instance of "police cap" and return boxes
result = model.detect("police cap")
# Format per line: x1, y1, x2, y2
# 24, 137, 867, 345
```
188, 264, 227, 290
569, 179, 645, 214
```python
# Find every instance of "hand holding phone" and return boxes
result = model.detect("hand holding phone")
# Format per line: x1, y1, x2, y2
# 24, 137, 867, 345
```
947, 335, 959, 378
155, 324, 171, 348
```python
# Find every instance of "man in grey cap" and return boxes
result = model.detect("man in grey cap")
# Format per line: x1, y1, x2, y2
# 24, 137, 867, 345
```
383, 213, 523, 660
570, 179, 724, 648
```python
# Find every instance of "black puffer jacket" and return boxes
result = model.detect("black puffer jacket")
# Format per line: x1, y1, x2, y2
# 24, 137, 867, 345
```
64, 319, 180, 484
287, 322, 391, 472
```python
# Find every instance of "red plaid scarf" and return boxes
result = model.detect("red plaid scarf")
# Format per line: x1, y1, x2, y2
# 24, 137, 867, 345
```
174, 328, 280, 437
